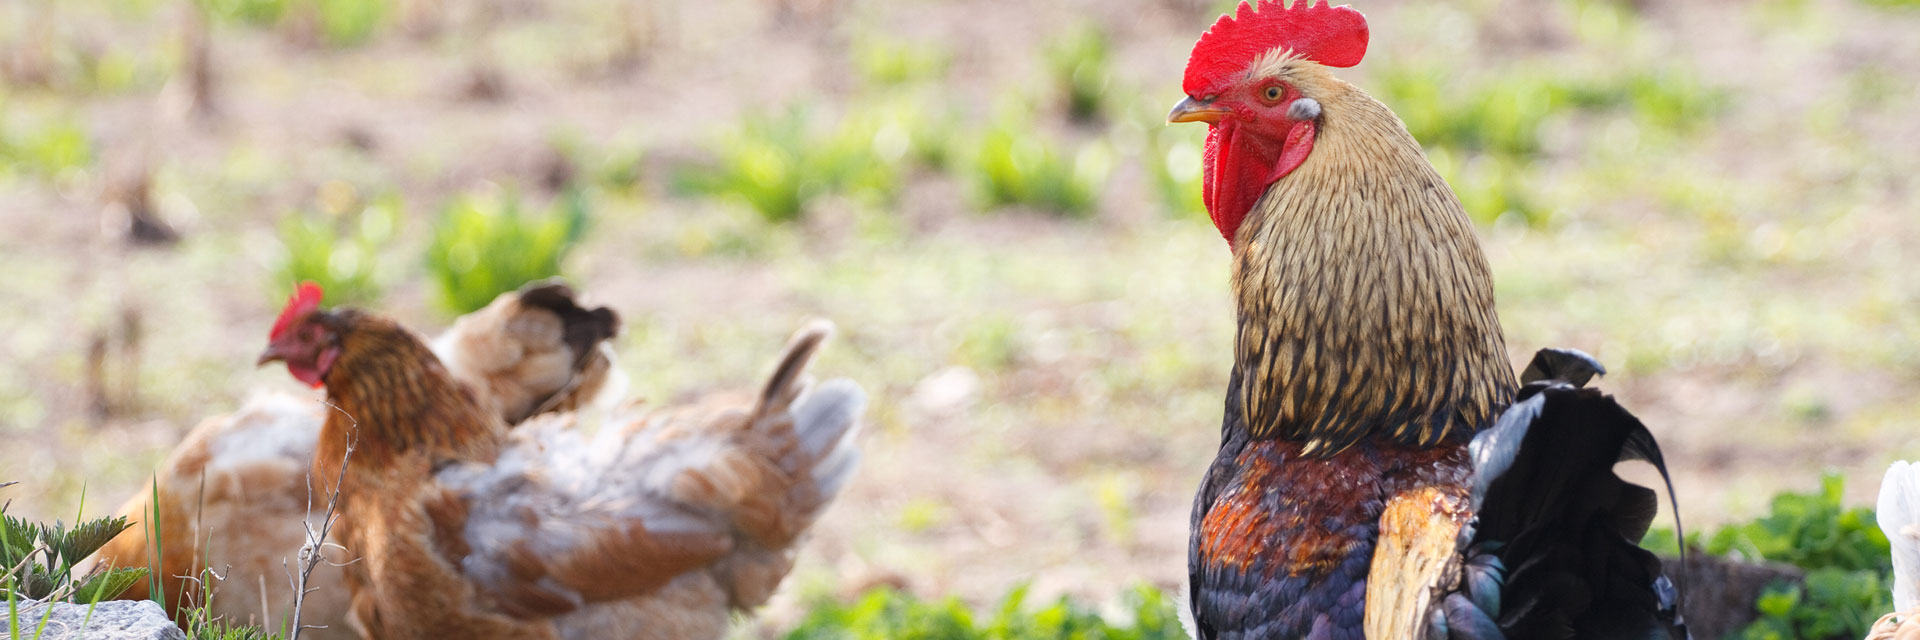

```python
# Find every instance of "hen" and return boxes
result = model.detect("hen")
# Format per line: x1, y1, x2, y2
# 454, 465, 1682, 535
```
87, 281, 621, 637
1166, 2, 1686, 638
259, 282, 864, 639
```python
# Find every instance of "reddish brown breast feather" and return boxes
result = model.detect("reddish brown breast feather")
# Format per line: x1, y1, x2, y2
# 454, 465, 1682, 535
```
1200, 439, 1387, 579
1183, 0, 1369, 96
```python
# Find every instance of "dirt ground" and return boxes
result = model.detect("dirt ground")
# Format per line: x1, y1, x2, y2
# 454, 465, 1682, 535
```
2, 0, 1918, 633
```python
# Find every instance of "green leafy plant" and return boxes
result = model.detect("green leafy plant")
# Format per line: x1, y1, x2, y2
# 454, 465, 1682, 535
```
1643, 473, 1892, 639
679, 106, 899, 223
1426, 147, 1545, 227
1044, 24, 1113, 123
274, 195, 397, 307
1, 491, 148, 607
314, 0, 387, 46
0, 117, 92, 180
784, 584, 1184, 640
1703, 473, 1888, 572
970, 113, 1111, 218
195, 0, 289, 26
1143, 121, 1206, 219
853, 35, 952, 88
1373, 64, 1560, 158
195, 0, 387, 46
425, 189, 588, 315
1739, 567, 1889, 640
1370, 60, 1721, 229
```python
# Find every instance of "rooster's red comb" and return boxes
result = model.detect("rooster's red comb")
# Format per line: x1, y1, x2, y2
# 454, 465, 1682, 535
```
1183, 0, 1369, 96
270, 281, 324, 340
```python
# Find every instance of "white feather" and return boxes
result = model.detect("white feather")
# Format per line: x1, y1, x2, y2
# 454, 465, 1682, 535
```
1879, 461, 1920, 611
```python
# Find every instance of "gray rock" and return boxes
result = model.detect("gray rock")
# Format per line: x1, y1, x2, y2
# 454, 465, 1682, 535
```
3, 599, 185, 640
1663, 552, 1807, 639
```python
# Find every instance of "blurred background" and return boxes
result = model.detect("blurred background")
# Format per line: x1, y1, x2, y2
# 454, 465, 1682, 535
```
0, 0, 1917, 635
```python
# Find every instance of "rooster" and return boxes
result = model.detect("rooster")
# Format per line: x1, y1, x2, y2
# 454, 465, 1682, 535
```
1166, 2, 1686, 638
258, 282, 864, 639
87, 281, 623, 637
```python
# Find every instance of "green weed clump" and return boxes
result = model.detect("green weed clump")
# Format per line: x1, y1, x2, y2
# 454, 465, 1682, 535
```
970, 113, 1111, 218
1643, 473, 1891, 640
425, 189, 588, 315
1, 512, 146, 605
853, 35, 952, 88
1371, 61, 1722, 227
1143, 122, 1206, 219
274, 195, 397, 307
0, 116, 92, 181
680, 106, 899, 224
2, 484, 149, 640
784, 584, 1184, 640
195, 0, 387, 46
1045, 24, 1114, 123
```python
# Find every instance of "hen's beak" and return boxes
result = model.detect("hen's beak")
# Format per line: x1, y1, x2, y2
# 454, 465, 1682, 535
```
257, 343, 289, 367
1168, 96, 1229, 124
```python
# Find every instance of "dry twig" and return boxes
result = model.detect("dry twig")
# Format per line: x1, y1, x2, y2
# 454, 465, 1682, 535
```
284, 401, 359, 640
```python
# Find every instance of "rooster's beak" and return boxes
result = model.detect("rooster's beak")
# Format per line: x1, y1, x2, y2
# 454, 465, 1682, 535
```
257, 343, 288, 367
1168, 97, 1229, 124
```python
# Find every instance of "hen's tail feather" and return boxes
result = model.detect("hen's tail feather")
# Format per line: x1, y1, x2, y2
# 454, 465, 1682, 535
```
514, 279, 621, 371
793, 378, 866, 501
1460, 348, 1689, 640
1879, 462, 1920, 611
757, 320, 834, 413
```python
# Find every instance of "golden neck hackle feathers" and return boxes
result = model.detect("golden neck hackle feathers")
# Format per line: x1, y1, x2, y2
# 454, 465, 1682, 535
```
312, 314, 506, 488
1228, 55, 1515, 455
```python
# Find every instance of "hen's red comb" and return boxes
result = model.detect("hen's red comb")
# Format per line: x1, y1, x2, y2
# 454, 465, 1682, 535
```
1183, 0, 1369, 96
269, 281, 324, 340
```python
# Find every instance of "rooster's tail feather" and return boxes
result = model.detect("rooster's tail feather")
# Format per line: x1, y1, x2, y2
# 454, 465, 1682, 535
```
1454, 348, 1688, 640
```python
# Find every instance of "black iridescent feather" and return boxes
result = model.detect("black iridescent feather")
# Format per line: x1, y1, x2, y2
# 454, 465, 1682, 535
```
1436, 349, 1689, 640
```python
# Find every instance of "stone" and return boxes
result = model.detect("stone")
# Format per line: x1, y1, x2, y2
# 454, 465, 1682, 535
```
1664, 553, 1807, 639
3, 598, 185, 640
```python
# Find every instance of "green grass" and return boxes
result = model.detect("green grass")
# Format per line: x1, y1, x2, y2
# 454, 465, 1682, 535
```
274, 195, 397, 308
1044, 24, 1114, 123
195, 0, 288, 26
425, 188, 589, 315
1141, 118, 1207, 219
195, 0, 387, 46
678, 105, 901, 224
313, 0, 387, 46
1368, 59, 1722, 227
0, 115, 92, 181
783, 584, 1184, 640
852, 35, 952, 88
969, 111, 1111, 218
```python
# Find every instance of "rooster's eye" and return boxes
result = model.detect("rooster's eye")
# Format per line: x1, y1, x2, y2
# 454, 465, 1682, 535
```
1264, 86, 1283, 101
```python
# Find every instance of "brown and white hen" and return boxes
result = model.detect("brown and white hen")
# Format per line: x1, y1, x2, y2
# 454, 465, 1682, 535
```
259, 282, 863, 639
87, 281, 623, 638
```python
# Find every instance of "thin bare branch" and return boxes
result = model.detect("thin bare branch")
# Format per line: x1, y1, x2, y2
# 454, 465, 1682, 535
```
287, 399, 358, 640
